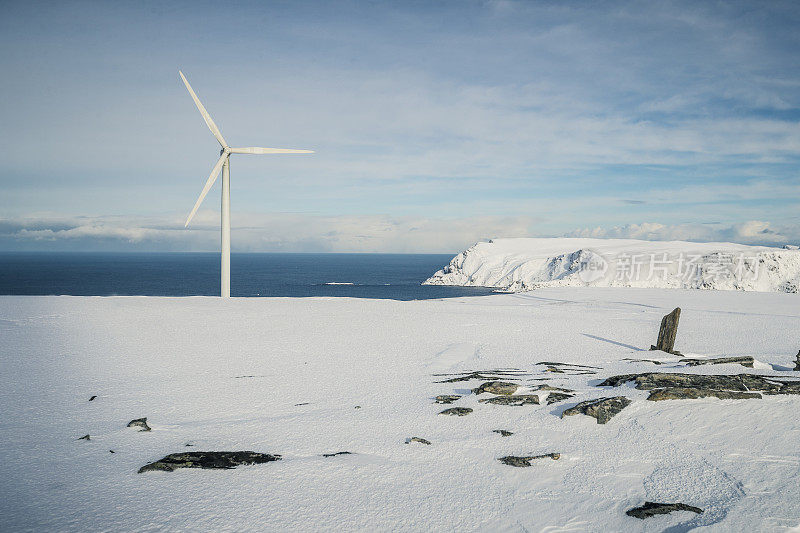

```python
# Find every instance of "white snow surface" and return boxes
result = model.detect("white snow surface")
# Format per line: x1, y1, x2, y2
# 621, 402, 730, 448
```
424, 238, 800, 293
2, 290, 800, 532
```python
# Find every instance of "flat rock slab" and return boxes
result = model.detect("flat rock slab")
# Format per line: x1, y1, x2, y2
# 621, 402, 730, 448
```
537, 362, 601, 369
598, 373, 800, 398
499, 453, 560, 467
626, 501, 703, 519
472, 381, 519, 395
438, 407, 473, 416
127, 418, 151, 432
138, 451, 281, 473
623, 358, 665, 365
479, 394, 539, 406
531, 385, 574, 392
680, 356, 754, 368
562, 397, 631, 424
647, 388, 762, 401
537, 362, 600, 375
434, 395, 461, 404
545, 392, 574, 405
435, 370, 526, 383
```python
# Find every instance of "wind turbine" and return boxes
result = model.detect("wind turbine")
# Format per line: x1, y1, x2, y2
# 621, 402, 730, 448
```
179, 71, 313, 297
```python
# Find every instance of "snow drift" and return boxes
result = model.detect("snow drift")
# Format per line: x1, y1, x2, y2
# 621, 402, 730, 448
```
424, 238, 800, 293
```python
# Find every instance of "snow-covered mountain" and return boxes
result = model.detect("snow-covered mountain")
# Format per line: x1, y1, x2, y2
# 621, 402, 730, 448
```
424, 238, 800, 293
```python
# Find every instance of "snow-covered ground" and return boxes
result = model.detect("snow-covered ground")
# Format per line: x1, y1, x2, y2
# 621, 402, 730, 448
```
1, 290, 799, 532
424, 238, 800, 293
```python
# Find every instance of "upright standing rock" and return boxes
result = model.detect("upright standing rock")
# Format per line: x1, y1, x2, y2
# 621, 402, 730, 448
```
651, 307, 680, 354
794, 350, 800, 371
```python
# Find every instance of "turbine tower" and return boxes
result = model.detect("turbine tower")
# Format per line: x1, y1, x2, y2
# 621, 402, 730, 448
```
179, 71, 313, 297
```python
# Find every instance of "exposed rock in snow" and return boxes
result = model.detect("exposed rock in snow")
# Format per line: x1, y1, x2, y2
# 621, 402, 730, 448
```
438, 407, 473, 416
492, 429, 513, 437
680, 356, 755, 368
626, 501, 703, 519
650, 307, 681, 353
561, 397, 632, 424
647, 388, 762, 401
498, 453, 560, 467
126, 418, 151, 432
478, 394, 539, 406
424, 238, 800, 292
544, 392, 574, 405
472, 381, 519, 395
405, 437, 431, 445
531, 385, 574, 392
322, 451, 352, 457
138, 451, 281, 473
434, 369, 528, 383
599, 372, 799, 394
434, 395, 461, 404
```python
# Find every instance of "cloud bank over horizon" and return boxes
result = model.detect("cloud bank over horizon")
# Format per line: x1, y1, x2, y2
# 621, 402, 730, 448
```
1, 0, 799, 252
2, 212, 797, 254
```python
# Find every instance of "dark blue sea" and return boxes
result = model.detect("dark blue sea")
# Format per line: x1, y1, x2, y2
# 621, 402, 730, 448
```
0, 252, 494, 300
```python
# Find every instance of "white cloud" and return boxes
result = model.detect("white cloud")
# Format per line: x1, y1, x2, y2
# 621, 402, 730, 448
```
0, 212, 539, 253
567, 220, 798, 246
4, 212, 798, 254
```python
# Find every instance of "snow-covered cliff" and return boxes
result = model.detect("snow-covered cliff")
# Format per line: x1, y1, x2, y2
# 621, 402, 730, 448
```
424, 238, 800, 293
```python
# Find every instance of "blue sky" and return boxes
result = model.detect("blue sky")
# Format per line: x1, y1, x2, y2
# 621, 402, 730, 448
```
1, 0, 799, 252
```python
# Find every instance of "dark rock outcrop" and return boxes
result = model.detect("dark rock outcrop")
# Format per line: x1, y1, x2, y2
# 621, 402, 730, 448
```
537, 362, 599, 375
599, 372, 798, 394
493, 429, 513, 437
561, 397, 631, 424
472, 381, 519, 395
127, 418, 151, 432
406, 437, 431, 445
647, 388, 762, 401
650, 307, 681, 354
479, 394, 539, 406
78, 434, 90, 441
322, 451, 352, 457
545, 392, 574, 405
498, 453, 560, 467
623, 358, 664, 365
795, 350, 800, 371
138, 451, 281, 473
89, 395, 97, 401
531, 385, 574, 392
439, 407, 473, 416
680, 356, 754, 368
537, 362, 600, 369
626, 501, 703, 519
436, 370, 525, 383
435, 395, 461, 404
598, 372, 800, 401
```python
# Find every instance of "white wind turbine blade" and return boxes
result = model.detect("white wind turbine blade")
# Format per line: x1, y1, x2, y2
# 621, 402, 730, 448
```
185, 153, 228, 227
179, 71, 228, 148
229, 147, 314, 154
